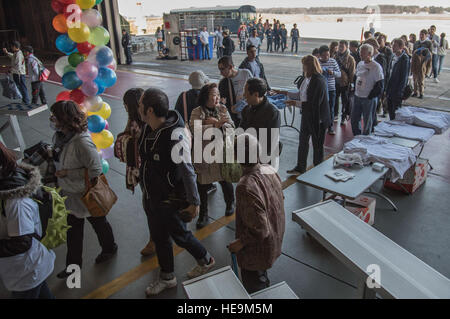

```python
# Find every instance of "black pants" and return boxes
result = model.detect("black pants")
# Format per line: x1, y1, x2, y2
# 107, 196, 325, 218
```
198, 181, 234, 215
291, 38, 298, 53
11, 281, 54, 299
274, 38, 280, 52
241, 269, 270, 294
124, 46, 132, 64
66, 214, 116, 267
296, 117, 327, 173
143, 200, 208, 274
266, 39, 273, 52
31, 81, 47, 105
336, 85, 350, 121
216, 46, 224, 59
387, 95, 402, 120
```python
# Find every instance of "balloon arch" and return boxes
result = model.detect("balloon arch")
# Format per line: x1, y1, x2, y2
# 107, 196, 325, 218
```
52, 0, 116, 174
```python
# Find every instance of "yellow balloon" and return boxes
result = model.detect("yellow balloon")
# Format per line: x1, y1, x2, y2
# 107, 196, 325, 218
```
76, 0, 96, 10
91, 102, 111, 120
68, 23, 91, 43
91, 130, 114, 149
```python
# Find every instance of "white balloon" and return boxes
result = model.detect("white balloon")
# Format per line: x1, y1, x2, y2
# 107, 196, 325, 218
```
55, 56, 70, 78
82, 95, 103, 112
81, 9, 103, 28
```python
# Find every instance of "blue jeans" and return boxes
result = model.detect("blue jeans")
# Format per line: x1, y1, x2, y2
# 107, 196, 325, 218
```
351, 96, 375, 136
328, 90, 336, 129
432, 53, 439, 78
13, 74, 30, 104
11, 281, 54, 299
202, 44, 210, 60
144, 200, 210, 276
438, 55, 445, 76
291, 38, 298, 53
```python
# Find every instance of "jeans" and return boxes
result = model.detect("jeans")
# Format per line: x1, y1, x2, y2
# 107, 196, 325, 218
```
143, 200, 209, 275
13, 74, 29, 104
336, 85, 350, 121
202, 43, 210, 60
241, 269, 270, 294
66, 214, 116, 267
387, 95, 402, 120
351, 96, 375, 136
157, 41, 164, 52
240, 39, 246, 51
216, 46, 224, 59
266, 39, 273, 52
291, 38, 298, 53
296, 115, 327, 173
328, 90, 336, 129
31, 81, 47, 105
198, 181, 234, 216
432, 53, 439, 78
11, 281, 54, 299
124, 46, 132, 64
281, 38, 287, 52
438, 55, 445, 75
274, 38, 280, 52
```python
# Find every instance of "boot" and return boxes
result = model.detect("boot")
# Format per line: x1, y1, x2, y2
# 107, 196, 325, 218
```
196, 208, 209, 229
225, 201, 235, 217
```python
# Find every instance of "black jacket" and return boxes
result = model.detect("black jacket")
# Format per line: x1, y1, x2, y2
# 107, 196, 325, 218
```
239, 57, 271, 90
218, 77, 241, 126
175, 89, 200, 123
240, 96, 281, 155
122, 32, 130, 48
265, 29, 273, 40
223, 36, 234, 56
387, 52, 411, 99
297, 73, 331, 135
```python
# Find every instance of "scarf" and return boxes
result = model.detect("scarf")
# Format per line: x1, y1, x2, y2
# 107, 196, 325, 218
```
53, 131, 76, 162
336, 50, 349, 67
201, 105, 220, 120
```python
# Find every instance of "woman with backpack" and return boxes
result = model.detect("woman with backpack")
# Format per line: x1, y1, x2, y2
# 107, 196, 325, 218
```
23, 46, 47, 106
50, 101, 117, 279
0, 142, 55, 299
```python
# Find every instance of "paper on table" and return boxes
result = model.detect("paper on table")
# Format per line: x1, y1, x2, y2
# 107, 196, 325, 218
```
325, 169, 355, 182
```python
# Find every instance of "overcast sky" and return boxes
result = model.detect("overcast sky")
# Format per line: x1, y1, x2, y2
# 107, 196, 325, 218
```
118, 0, 450, 17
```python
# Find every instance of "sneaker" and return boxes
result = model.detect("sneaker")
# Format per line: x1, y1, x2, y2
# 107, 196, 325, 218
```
434, 78, 440, 83
196, 215, 209, 229
206, 183, 217, 194
340, 118, 346, 125
145, 277, 177, 296
140, 241, 156, 256
95, 243, 118, 264
187, 257, 216, 279
286, 168, 302, 175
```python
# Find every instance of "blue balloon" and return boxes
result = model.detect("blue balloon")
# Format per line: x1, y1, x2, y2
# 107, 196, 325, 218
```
62, 72, 83, 90
95, 67, 117, 88
101, 159, 110, 174
95, 81, 105, 95
56, 34, 77, 55
96, 47, 114, 67
88, 115, 106, 133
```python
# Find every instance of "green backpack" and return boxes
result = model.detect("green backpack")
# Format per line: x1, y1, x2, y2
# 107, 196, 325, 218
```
221, 136, 243, 183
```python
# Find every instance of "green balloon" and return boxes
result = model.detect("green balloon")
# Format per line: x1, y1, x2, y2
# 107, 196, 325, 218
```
68, 52, 85, 68
89, 26, 110, 46
95, 0, 103, 4
63, 65, 76, 74
102, 159, 110, 174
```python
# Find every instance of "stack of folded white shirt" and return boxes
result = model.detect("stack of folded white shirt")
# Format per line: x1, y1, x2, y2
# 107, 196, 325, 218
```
344, 135, 416, 182
396, 106, 450, 134
374, 120, 435, 142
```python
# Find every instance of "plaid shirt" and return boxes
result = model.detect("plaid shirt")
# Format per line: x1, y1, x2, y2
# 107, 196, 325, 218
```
235, 164, 285, 271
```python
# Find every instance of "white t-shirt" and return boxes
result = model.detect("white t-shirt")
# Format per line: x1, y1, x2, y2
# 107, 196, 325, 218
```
248, 60, 261, 78
0, 198, 55, 292
231, 68, 253, 103
199, 31, 210, 45
355, 60, 384, 98
247, 37, 261, 48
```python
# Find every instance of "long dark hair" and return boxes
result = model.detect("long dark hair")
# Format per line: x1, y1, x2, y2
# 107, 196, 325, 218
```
123, 88, 144, 126
197, 83, 218, 108
50, 101, 88, 133
0, 141, 17, 178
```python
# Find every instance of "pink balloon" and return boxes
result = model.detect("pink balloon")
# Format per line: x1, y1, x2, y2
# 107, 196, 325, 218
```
81, 81, 99, 97
76, 61, 98, 82
104, 119, 109, 130
101, 144, 115, 159
81, 9, 103, 28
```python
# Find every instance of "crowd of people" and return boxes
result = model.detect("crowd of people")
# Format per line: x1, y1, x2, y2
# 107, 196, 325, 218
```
0, 22, 448, 299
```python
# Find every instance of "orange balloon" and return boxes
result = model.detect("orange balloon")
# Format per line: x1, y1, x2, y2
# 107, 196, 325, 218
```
52, 14, 68, 34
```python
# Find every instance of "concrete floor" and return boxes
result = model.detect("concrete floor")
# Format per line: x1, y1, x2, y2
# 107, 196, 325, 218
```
0, 48, 449, 299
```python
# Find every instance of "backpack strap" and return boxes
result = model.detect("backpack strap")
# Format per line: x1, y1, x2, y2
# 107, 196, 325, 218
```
182, 91, 188, 123
227, 78, 235, 106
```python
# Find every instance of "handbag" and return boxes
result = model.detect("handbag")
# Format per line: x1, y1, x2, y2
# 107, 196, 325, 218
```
36, 58, 50, 82
402, 77, 413, 100
81, 169, 117, 217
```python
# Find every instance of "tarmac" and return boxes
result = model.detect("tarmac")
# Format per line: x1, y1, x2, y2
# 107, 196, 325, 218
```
0, 40, 449, 299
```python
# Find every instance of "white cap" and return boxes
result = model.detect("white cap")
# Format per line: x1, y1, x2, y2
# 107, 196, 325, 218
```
188, 71, 210, 90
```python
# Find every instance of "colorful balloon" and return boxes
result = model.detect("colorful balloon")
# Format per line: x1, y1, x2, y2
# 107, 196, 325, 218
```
69, 88, 86, 104
96, 84, 105, 95
55, 56, 70, 77
101, 159, 110, 174
64, 4, 82, 25
68, 52, 85, 67
63, 64, 76, 74
87, 114, 106, 133
88, 26, 110, 46
56, 39, 78, 55
89, 102, 111, 119
62, 71, 83, 90
53, 14, 68, 33
51, 0, 66, 13
77, 42, 95, 55
95, 67, 117, 88
81, 81, 98, 96
76, 0, 95, 10
101, 144, 114, 159
91, 130, 114, 149
104, 119, 109, 130
56, 91, 71, 101
81, 9, 102, 28
95, 0, 103, 5
68, 22, 90, 43
82, 96, 103, 112
57, 0, 76, 4
95, 46, 114, 67
76, 61, 98, 82
107, 59, 117, 71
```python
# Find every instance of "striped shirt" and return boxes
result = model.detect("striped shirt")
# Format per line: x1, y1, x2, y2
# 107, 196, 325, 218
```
319, 58, 341, 92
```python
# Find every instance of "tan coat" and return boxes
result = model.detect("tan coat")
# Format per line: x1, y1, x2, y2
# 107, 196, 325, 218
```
336, 52, 356, 87
189, 104, 234, 184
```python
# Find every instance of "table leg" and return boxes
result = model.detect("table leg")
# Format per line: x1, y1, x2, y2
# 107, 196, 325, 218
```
364, 190, 398, 211
8, 115, 26, 152
357, 277, 377, 299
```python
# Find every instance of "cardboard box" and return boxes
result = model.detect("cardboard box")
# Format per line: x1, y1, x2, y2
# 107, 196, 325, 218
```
384, 158, 429, 194
333, 196, 376, 225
